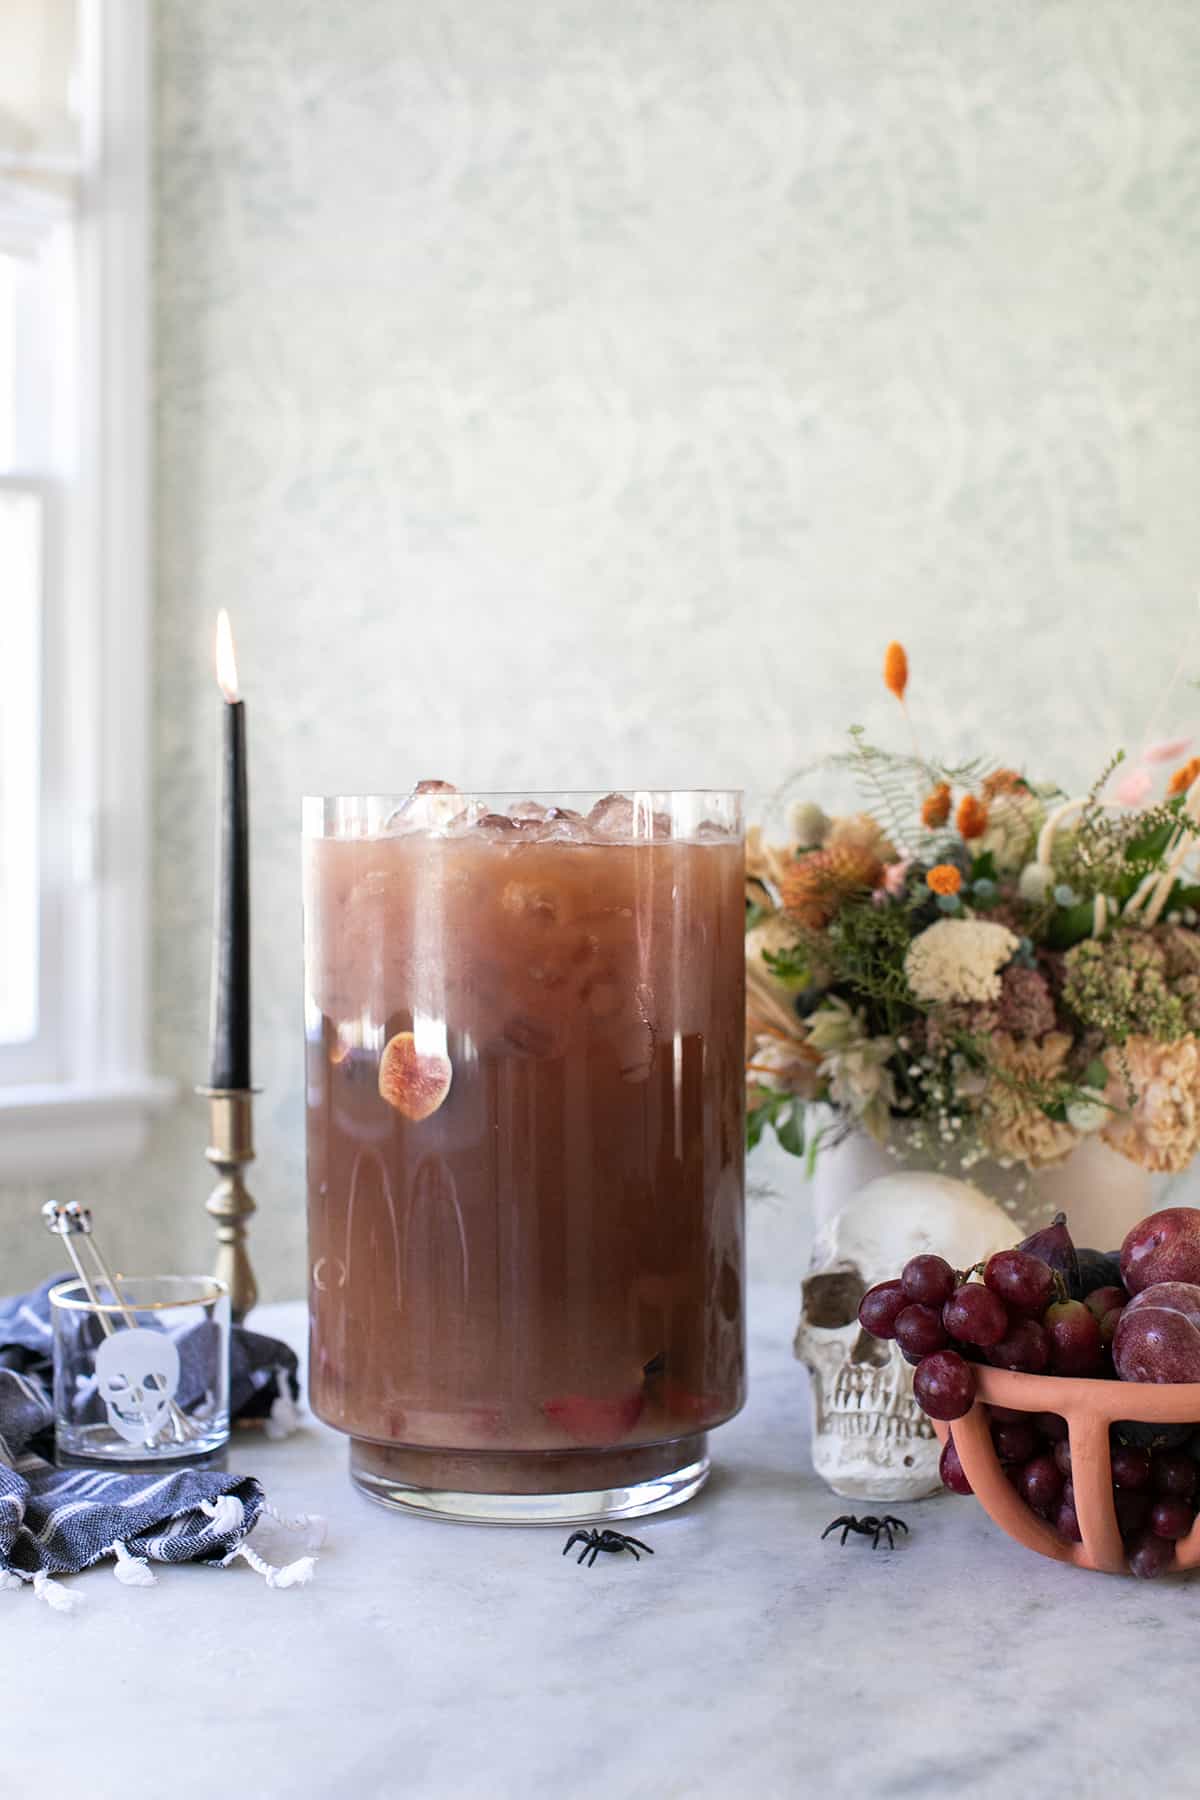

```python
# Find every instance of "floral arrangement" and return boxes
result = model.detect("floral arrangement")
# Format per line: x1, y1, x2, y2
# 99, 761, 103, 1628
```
746, 644, 1200, 1177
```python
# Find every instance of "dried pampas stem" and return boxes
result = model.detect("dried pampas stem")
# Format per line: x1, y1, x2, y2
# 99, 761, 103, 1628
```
1141, 774, 1200, 928
1036, 797, 1088, 870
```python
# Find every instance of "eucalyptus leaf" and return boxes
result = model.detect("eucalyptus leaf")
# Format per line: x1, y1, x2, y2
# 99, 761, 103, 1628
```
776, 1105, 806, 1158
1045, 899, 1097, 949
1125, 816, 1178, 864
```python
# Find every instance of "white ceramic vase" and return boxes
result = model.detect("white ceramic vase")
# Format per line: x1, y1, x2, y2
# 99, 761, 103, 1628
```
808, 1122, 1157, 1253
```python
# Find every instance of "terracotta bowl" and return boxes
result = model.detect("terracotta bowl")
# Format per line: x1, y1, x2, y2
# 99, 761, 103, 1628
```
932, 1367, 1200, 1575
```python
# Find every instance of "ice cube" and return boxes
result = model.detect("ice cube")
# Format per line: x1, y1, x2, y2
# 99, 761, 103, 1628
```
586, 793, 672, 841
386, 780, 466, 834
445, 799, 488, 835
475, 811, 518, 836
510, 800, 580, 842
587, 793, 634, 838
542, 806, 589, 842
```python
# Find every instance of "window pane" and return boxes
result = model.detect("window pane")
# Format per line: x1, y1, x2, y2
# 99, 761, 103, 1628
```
0, 487, 41, 1045
0, 256, 14, 469
0, 1, 80, 161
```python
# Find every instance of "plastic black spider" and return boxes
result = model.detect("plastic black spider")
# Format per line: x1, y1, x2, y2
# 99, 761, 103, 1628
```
821, 1514, 908, 1551
562, 1528, 655, 1568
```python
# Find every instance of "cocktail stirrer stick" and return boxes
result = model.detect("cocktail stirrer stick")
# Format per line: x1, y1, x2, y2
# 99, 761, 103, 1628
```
41, 1202, 194, 1446
62, 1203, 141, 1332
42, 1201, 119, 1334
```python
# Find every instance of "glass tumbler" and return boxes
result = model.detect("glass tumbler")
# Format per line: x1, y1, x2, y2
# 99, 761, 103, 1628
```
50, 1276, 231, 1465
304, 789, 746, 1523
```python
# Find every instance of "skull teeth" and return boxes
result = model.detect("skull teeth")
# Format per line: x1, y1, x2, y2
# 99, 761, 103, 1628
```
831, 1372, 908, 1404
818, 1372, 934, 1441
825, 1411, 934, 1440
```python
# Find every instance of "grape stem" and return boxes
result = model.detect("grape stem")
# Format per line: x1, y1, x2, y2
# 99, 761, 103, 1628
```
962, 1259, 1068, 1303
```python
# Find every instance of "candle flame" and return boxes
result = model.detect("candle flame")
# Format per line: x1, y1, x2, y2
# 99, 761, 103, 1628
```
215, 609, 240, 703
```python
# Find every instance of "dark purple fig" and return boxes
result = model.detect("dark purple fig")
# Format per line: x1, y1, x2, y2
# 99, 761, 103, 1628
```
1076, 1248, 1124, 1298
1016, 1212, 1080, 1299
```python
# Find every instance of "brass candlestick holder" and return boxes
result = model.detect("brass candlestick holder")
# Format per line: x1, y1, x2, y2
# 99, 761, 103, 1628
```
197, 1086, 259, 1322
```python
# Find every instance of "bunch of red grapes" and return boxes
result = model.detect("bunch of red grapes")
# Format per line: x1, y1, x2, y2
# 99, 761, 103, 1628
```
859, 1207, 1200, 1580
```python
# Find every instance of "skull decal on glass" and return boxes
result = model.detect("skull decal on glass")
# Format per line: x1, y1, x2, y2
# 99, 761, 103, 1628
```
95, 1328, 181, 1446
794, 1173, 1012, 1502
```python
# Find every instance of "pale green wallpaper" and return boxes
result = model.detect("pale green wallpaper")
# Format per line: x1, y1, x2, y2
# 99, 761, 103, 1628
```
3, 0, 1199, 1297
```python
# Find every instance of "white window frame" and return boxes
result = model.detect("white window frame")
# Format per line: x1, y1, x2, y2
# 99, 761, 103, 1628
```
0, 0, 173, 1176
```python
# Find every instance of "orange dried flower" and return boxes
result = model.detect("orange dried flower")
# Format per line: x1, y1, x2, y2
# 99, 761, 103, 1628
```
921, 783, 951, 828
956, 794, 989, 840
1167, 756, 1200, 798
779, 845, 882, 930
883, 641, 908, 701
926, 864, 963, 897
981, 768, 1026, 799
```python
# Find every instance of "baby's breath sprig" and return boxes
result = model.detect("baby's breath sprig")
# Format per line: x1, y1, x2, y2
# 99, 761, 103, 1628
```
948, 1027, 1118, 1126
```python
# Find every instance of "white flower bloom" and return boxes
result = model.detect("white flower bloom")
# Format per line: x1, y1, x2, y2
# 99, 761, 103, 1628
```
1066, 1091, 1108, 1135
748, 1037, 801, 1093
826, 1045, 894, 1110
805, 997, 896, 1142
904, 918, 1020, 1006
1018, 861, 1055, 903
977, 792, 1043, 874
805, 996, 863, 1055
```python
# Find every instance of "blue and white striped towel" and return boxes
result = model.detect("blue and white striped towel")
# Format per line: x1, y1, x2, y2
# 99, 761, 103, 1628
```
0, 1278, 320, 1608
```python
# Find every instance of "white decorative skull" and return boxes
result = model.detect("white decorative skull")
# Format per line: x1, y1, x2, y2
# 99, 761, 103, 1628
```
795, 1173, 1013, 1502
96, 1328, 180, 1446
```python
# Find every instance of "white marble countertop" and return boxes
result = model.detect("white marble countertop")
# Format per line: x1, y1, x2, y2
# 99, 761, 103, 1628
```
7, 1287, 1198, 1799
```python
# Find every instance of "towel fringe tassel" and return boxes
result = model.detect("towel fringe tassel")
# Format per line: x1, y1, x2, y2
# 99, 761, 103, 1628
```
199, 1493, 246, 1535
109, 1539, 157, 1587
233, 1540, 317, 1589
32, 1570, 79, 1613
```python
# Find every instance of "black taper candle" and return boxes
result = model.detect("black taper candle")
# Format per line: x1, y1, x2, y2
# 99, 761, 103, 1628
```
209, 612, 251, 1089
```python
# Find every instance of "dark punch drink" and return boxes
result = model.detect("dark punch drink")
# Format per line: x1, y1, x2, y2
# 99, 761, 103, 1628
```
304, 788, 745, 1521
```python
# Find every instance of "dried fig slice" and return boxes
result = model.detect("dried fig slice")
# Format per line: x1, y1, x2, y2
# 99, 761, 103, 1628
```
378, 1031, 452, 1120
